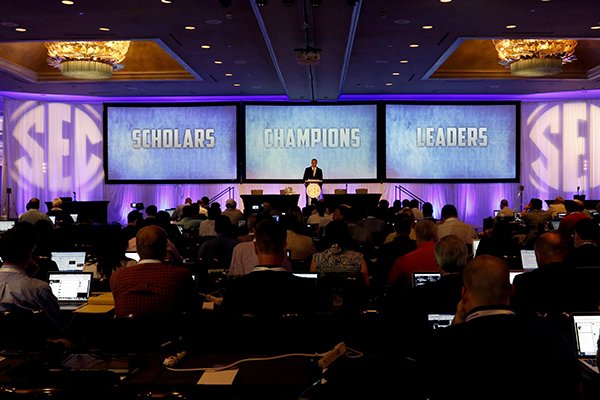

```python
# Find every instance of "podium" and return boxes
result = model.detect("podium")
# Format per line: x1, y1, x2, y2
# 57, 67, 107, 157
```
305, 179, 322, 200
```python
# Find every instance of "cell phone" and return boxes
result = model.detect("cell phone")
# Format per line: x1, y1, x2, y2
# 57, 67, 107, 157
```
252, 205, 259, 210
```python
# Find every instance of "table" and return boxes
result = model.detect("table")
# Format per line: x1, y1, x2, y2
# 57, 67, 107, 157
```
322, 193, 382, 217
240, 194, 300, 215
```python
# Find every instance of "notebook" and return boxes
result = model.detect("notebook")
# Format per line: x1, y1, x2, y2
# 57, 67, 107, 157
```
572, 312, 600, 374
0, 220, 15, 232
48, 271, 93, 310
51, 251, 86, 271
412, 272, 441, 287
520, 249, 538, 269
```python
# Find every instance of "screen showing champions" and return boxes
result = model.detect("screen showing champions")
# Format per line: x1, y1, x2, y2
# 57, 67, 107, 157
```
105, 104, 237, 181
385, 103, 518, 181
244, 104, 377, 181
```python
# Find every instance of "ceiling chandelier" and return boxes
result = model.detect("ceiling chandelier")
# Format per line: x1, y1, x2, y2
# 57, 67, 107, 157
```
492, 39, 577, 77
45, 41, 131, 80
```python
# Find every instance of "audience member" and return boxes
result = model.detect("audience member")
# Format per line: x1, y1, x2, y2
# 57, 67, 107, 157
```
376, 213, 417, 285
558, 199, 590, 243
110, 225, 195, 318
310, 220, 369, 287
418, 255, 582, 400
397, 235, 467, 356
0, 225, 61, 329
18, 198, 52, 225
512, 232, 577, 317
548, 195, 567, 219
422, 202, 437, 223
437, 204, 478, 245
199, 203, 221, 236
496, 198, 515, 219
223, 219, 315, 318
388, 220, 439, 289
46, 197, 74, 227
171, 197, 193, 221
197, 215, 239, 269
520, 197, 552, 247
123, 210, 144, 240
569, 218, 600, 267
409, 199, 424, 221
222, 199, 244, 226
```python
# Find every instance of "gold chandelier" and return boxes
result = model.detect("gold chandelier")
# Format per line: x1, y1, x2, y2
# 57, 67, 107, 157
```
45, 41, 131, 80
492, 39, 577, 77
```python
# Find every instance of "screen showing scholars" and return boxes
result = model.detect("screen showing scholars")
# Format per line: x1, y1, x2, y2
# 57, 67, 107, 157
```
245, 104, 377, 181
385, 103, 518, 181
105, 104, 237, 181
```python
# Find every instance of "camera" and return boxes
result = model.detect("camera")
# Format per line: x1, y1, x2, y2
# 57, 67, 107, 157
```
130, 202, 145, 210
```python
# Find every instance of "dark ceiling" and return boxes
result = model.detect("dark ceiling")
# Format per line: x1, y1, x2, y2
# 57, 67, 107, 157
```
1, 0, 599, 101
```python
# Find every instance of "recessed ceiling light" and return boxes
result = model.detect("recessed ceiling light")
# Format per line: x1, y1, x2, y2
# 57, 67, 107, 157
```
400, 59, 409, 64
214, 60, 223, 64
591, 25, 600, 30
233, 83, 240, 87
422, 25, 433, 30
185, 26, 196, 30
225, 73, 233, 77
201, 45, 211, 49
99, 27, 110, 31
440, 0, 452, 3
506, 24, 517, 29
15, 27, 26, 32
385, 82, 393, 86
409, 43, 419, 48
392, 72, 400, 76
62, 0, 74, 5
161, 0, 172, 3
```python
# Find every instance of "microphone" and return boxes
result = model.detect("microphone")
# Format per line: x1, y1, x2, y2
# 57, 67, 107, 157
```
73, 191, 77, 201
577, 186, 580, 195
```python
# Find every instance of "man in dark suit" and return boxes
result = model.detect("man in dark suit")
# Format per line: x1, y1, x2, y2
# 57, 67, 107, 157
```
418, 255, 581, 400
302, 158, 323, 186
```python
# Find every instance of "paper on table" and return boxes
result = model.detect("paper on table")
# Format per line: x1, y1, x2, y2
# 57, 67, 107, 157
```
197, 369, 238, 385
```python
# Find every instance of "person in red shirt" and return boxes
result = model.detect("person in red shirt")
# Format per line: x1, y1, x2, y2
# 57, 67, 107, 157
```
388, 219, 440, 290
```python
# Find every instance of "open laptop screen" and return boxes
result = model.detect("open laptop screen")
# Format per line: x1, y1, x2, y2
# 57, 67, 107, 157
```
125, 252, 140, 262
573, 313, 600, 357
51, 251, 86, 271
48, 272, 93, 302
0, 220, 15, 232
520, 249, 538, 269
413, 272, 441, 287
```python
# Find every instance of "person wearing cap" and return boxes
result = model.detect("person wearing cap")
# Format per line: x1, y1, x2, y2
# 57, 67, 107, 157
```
222, 199, 244, 226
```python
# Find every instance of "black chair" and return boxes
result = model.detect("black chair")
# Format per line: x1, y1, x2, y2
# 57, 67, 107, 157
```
0, 307, 55, 351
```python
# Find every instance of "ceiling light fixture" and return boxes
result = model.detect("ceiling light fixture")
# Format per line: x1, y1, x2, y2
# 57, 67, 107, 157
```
492, 38, 577, 77
45, 40, 130, 80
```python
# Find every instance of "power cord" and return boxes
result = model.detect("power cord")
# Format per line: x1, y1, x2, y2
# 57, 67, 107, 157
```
164, 342, 363, 372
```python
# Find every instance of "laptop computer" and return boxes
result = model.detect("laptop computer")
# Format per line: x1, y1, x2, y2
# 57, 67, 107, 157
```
48, 215, 56, 225
0, 220, 15, 232
551, 220, 560, 230
520, 249, 538, 269
509, 270, 525, 284
412, 272, 442, 287
70, 213, 78, 223
572, 312, 600, 374
51, 251, 86, 271
493, 210, 500, 217
472, 239, 481, 256
125, 251, 141, 262
47, 271, 93, 311
427, 313, 454, 330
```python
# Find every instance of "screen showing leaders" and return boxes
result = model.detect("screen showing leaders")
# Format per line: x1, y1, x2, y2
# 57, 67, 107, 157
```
244, 104, 377, 180
385, 103, 519, 181
104, 104, 237, 181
